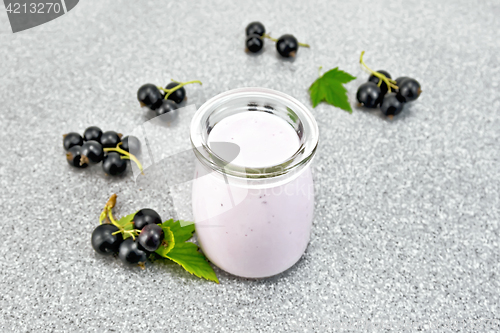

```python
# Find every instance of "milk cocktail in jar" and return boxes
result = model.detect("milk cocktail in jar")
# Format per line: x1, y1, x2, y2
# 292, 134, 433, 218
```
190, 88, 319, 278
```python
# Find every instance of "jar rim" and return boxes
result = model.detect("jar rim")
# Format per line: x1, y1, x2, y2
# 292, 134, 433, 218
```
190, 87, 319, 180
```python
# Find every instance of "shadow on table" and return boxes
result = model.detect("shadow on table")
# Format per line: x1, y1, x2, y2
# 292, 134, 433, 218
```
354, 103, 416, 122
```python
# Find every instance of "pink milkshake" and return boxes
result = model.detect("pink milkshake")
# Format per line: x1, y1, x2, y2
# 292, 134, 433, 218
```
190, 88, 319, 278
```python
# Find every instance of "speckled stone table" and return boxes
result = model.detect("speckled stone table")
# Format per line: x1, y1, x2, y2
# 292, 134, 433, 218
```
0, 0, 499, 332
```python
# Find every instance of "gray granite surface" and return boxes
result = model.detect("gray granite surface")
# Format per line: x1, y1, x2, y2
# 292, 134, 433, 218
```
0, 0, 499, 332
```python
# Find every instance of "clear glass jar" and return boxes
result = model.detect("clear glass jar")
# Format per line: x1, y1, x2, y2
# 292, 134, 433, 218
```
190, 87, 319, 278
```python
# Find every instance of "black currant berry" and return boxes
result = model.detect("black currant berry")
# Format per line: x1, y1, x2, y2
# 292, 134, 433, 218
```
137, 84, 163, 110
83, 126, 103, 143
91, 224, 123, 255
380, 93, 405, 116
368, 70, 392, 95
276, 34, 298, 58
133, 208, 162, 230
164, 82, 186, 104
121, 136, 141, 154
246, 34, 264, 53
118, 238, 148, 266
102, 152, 127, 176
100, 131, 122, 149
356, 82, 383, 108
66, 145, 88, 168
63, 132, 83, 151
138, 224, 164, 252
80, 140, 104, 164
397, 78, 421, 102
395, 77, 409, 89
245, 21, 265, 36
155, 100, 178, 117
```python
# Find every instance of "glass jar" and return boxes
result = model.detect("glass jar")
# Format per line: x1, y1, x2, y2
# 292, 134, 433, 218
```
190, 87, 319, 278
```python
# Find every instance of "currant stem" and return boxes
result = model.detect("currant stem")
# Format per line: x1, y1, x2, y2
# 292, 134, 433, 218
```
263, 34, 309, 48
113, 228, 140, 239
103, 143, 144, 175
107, 210, 137, 239
262, 33, 277, 42
159, 80, 202, 101
359, 51, 398, 93
318, 66, 323, 77
108, 208, 123, 231
124, 230, 137, 240
99, 194, 117, 224
99, 210, 107, 224
98, 194, 140, 240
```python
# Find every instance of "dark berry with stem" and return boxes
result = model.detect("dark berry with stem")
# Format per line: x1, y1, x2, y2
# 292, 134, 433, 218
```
156, 100, 178, 117
380, 93, 405, 116
357, 82, 383, 108
137, 84, 163, 110
246, 34, 264, 53
91, 224, 123, 255
100, 131, 122, 149
121, 136, 141, 154
80, 140, 104, 165
368, 70, 392, 94
245, 21, 265, 36
138, 224, 164, 252
160, 79, 202, 103
102, 152, 127, 176
63, 132, 83, 151
103, 144, 144, 175
397, 78, 421, 102
369, 70, 391, 82
118, 238, 148, 266
359, 52, 398, 94
83, 126, 103, 143
276, 34, 298, 58
164, 82, 186, 104
66, 146, 88, 168
133, 209, 162, 230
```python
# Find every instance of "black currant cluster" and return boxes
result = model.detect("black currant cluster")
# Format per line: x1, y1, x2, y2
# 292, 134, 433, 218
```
63, 126, 142, 176
137, 79, 202, 116
92, 198, 165, 268
245, 21, 310, 58
357, 52, 421, 117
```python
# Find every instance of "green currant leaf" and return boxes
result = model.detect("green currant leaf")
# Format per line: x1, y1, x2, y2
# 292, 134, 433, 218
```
160, 219, 195, 243
155, 226, 175, 256
309, 67, 356, 113
115, 212, 136, 239
166, 242, 219, 284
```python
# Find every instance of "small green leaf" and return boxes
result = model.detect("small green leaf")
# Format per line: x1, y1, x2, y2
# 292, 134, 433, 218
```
166, 242, 219, 283
160, 219, 195, 243
115, 212, 136, 239
309, 67, 356, 113
155, 226, 175, 257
